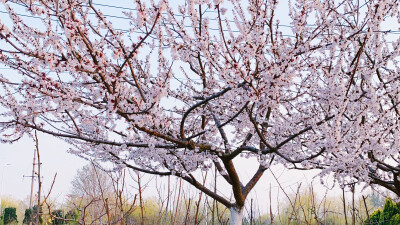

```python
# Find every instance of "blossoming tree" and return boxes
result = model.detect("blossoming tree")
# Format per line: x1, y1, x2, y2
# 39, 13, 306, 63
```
1, 0, 400, 224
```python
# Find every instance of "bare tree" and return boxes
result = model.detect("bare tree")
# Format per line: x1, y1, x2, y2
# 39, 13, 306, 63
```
68, 164, 113, 224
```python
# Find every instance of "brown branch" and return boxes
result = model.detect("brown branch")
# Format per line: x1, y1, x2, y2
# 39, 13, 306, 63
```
368, 151, 400, 172
242, 164, 270, 199
88, 1, 147, 102
115, 11, 161, 77
225, 146, 273, 161
247, 104, 274, 150
21, 122, 180, 149
369, 173, 400, 196
213, 160, 232, 184
182, 174, 232, 208
216, 5, 236, 62
108, 152, 172, 176
187, 101, 248, 140
65, 110, 81, 136
275, 115, 334, 149
180, 84, 243, 139
345, 36, 367, 96
212, 113, 229, 152
274, 147, 326, 164
222, 159, 244, 207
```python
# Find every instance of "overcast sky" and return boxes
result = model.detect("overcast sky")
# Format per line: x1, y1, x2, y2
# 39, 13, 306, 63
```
0, 133, 86, 204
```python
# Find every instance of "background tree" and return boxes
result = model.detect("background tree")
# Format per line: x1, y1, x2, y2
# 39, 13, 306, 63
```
68, 164, 113, 224
1, 0, 400, 224
70, 164, 113, 199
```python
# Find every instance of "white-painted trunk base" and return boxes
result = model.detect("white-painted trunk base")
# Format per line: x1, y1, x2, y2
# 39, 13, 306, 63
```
230, 206, 244, 225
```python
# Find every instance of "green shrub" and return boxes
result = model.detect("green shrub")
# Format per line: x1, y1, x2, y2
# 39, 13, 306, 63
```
23, 205, 42, 224
51, 210, 65, 225
365, 198, 400, 225
64, 210, 79, 225
2, 207, 18, 224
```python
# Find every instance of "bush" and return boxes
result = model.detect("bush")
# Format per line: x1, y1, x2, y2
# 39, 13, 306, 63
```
23, 205, 42, 225
2, 207, 18, 224
51, 210, 65, 225
64, 210, 79, 225
365, 198, 400, 225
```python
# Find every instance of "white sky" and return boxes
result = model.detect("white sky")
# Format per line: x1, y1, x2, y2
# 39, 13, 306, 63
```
0, 133, 86, 204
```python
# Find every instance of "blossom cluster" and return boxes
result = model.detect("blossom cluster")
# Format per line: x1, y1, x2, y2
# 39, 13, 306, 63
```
0, 0, 400, 197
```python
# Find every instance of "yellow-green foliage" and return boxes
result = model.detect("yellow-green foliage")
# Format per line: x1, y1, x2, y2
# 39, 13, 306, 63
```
125, 197, 160, 224
124, 197, 230, 225
274, 187, 381, 225
365, 198, 400, 225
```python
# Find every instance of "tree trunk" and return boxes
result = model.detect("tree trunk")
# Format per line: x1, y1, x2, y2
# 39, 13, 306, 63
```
230, 206, 244, 225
